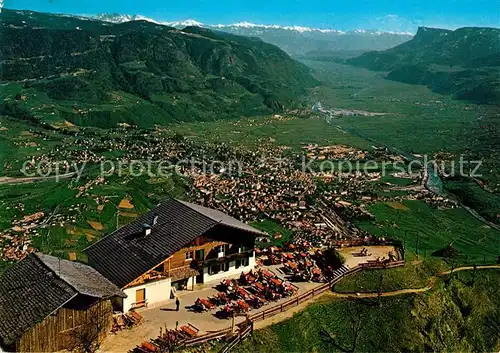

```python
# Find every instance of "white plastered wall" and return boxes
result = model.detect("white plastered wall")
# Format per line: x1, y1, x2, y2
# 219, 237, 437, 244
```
122, 277, 172, 312
203, 252, 256, 283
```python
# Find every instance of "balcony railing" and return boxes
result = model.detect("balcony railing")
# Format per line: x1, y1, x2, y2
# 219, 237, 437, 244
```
190, 249, 254, 269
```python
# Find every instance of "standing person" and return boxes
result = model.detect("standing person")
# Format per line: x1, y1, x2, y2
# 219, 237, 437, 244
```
176, 297, 180, 312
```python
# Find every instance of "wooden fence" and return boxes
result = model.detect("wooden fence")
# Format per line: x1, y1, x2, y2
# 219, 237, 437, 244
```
217, 260, 405, 352
218, 322, 254, 353
182, 328, 232, 347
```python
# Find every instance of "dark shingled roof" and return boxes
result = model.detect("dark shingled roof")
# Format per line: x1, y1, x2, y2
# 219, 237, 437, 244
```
0, 253, 125, 347
176, 200, 266, 236
36, 253, 126, 299
85, 199, 265, 288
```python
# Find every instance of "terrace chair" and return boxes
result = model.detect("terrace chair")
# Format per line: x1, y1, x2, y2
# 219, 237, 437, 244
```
199, 298, 216, 310
128, 311, 143, 324
193, 298, 208, 312
139, 341, 157, 353
236, 300, 250, 313
216, 305, 234, 319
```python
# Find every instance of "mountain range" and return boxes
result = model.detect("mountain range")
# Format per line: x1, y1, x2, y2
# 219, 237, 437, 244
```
348, 26, 500, 104
92, 14, 415, 55
0, 8, 317, 128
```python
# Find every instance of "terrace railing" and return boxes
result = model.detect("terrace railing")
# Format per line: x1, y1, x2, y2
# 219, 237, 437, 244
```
182, 328, 232, 347
218, 322, 254, 353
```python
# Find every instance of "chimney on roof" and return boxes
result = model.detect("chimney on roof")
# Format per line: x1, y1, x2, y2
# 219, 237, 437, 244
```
143, 224, 152, 236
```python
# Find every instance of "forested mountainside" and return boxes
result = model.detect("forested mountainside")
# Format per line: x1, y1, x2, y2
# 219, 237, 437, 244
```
348, 27, 500, 104
0, 9, 317, 128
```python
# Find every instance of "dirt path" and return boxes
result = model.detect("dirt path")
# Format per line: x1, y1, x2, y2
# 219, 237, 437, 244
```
253, 297, 323, 331
329, 265, 500, 300
438, 265, 500, 275
329, 278, 436, 299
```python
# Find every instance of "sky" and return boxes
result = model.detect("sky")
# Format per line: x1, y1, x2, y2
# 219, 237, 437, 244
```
3, 0, 500, 32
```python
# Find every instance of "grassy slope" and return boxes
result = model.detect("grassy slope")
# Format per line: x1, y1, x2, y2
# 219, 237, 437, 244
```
236, 270, 500, 353
250, 219, 293, 246
444, 177, 500, 222
0, 172, 189, 261
333, 255, 445, 293
0, 114, 68, 175
356, 200, 500, 263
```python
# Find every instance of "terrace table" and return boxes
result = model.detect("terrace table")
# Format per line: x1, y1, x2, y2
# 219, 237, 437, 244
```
253, 282, 265, 291
140, 342, 156, 352
199, 298, 215, 309
270, 278, 282, 286
237, 288, 249, 298
261, 269, 274, 278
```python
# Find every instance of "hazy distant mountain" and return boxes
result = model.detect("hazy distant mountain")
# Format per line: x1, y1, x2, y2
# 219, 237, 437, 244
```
206, 25, 414, 55
0, 9, 317, 127
348, 26, 500, 104
92, 14, 414, 55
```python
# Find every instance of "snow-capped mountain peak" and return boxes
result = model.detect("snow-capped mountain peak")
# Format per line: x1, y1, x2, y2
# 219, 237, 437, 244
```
163, 19, 204, 27
92, 14, 203, 27
90, 13, 414, 36
213, 21, 346, 34
93, 13, 135, 23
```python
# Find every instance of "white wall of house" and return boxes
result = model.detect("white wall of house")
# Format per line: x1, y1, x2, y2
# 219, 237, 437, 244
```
123, 277, 172, 312
121, 252, 256, 311
203, 252, 256, 284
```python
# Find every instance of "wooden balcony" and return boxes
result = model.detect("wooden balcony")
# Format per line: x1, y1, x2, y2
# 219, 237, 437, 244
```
190, 249, 254, 269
